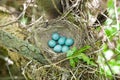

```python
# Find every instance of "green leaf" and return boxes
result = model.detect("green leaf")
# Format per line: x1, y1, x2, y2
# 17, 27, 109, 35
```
77, 53, 96, 66
105, 27, 117, 39
102, 43, 108, 52
67, 46, 93, 67
67, 50, 74, 57
67, 47, 77, 57
99, 68, 105, 75
70, 59, 75, 67
73, 57, 79, 63
109, 59, 116, 66
108, 9, 115, 19
20, 17, 28, 25
117, 43, 120, 50
67, 46, 90, 60
80, 53, 90, 64
71, 47, 77, 52
105, 18, 113, 25
116, 42, 120, 54
77, 46, 91, 53
107, 0, 114, 9
117, 7, 120, 14
89, 61, 97, 66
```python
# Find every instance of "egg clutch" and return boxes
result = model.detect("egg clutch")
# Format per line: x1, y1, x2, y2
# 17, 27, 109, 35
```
48, 32, 74, 53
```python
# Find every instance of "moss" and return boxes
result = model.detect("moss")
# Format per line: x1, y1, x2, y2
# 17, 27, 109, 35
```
0, 46, 8, 57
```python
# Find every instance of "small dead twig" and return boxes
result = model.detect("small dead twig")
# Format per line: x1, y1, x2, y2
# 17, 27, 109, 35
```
114, 0, 119, 30
26, 16, 43, 28
6, 64, 14, 80
51, 0, 62, 15
59, 0, 81, 20
22, 60, 33, 79
35, 64, 69, 72
70, 69, 77, 80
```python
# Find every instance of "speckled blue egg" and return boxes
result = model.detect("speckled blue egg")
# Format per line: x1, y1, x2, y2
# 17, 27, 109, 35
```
65, 38, 74, 46
58, 36, 66, 45
48, 40, 56, 48
53, 45, 62, 53
52, 32, 60, 41
62, 46, 70, 53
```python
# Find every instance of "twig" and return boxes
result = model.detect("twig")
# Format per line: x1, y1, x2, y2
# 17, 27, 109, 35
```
96, 23, 116, 78
22, 60, 32, 79
6, 63, 14, 80
78, 69, 86, 79
72, 0, 81, 8
26, 16, 43, 28
101, 52, 116, 80
51, 0, 62, 15
54, 58, 68, 65
96, 17, 113, 51
59, 0, 81, 20
35, 64, 69, 72
88, 48, 103, 55
114, 0, 119, 30
70, 69, 77, 80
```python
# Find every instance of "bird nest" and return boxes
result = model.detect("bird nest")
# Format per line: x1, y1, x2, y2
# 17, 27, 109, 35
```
29, 19, 103, 80
21, 0, 107, 79
35, 20, 82, 57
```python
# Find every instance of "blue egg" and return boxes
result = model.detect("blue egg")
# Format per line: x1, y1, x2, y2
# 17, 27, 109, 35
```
58, 36, 66, 45
52, 32, 60, 41
65, 38, 74, 46
48, 40, 56, 48
62, 46, 70, 53
53, 45, 62, 53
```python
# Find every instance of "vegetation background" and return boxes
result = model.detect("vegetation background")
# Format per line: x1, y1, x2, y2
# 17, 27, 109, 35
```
0, 0, 120, 80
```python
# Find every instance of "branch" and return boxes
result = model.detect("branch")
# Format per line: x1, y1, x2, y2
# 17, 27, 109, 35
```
0, 30, 48, 64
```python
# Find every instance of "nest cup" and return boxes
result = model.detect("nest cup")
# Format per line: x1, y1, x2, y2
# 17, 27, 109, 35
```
35, 20, 82, 57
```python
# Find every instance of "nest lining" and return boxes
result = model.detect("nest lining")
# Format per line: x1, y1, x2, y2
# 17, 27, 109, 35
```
35, 20, 83, 57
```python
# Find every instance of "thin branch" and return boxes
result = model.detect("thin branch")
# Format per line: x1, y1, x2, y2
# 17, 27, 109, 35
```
101, 52, 116, 80
26, 16, 43, 28
70, 70, 77, 80
51, 0, 62, 15
6, 64, 14, 80
72, 0, 81, 8
114, 0, 119, 30
22, 60, 32, 79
